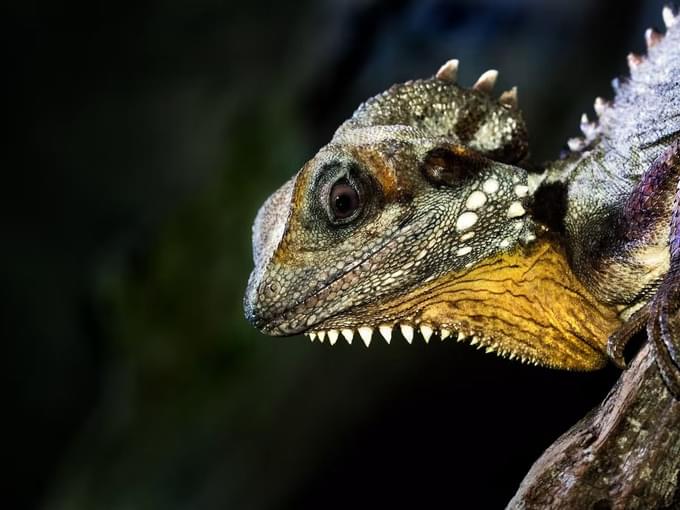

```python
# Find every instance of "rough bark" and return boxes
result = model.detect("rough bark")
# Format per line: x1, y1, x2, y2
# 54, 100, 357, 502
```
507, 343, 680, 510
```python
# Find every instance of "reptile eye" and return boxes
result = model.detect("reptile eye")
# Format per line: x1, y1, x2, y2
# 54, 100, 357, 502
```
329, 178, 360, 221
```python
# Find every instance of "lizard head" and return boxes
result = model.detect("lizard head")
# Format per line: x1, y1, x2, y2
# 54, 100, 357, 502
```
244, 61, 620, 369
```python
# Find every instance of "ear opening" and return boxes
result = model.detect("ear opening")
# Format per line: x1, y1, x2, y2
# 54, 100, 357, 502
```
420, 144, 489, 187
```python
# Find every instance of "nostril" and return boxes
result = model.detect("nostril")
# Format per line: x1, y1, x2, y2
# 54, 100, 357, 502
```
265, 281, 280, 297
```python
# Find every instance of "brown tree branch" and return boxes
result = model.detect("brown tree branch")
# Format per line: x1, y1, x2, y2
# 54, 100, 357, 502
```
508, 343, 680, 510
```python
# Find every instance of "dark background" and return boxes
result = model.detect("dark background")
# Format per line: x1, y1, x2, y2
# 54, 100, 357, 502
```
5, 1, 666, 508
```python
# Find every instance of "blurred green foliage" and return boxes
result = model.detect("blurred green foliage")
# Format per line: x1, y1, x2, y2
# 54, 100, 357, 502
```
49, 99, 313, 508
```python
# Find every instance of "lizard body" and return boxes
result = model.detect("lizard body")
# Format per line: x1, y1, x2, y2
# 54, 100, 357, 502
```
245, 7, 680, 394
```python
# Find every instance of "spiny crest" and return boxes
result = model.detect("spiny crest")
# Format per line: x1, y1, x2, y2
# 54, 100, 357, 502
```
434, 59, 518, 109
566, 5, 679, 155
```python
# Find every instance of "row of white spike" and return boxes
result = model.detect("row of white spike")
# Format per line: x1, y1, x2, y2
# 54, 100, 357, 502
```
306, 323, 457, 346
304, 324, 541, 365
568, 6, 678, 153
434, 58, 518, 110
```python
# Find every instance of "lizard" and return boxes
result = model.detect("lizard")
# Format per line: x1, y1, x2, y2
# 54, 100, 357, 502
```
244, 6, 680, 397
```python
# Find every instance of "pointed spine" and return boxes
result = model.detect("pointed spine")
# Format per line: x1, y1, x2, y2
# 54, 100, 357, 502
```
473, 70, 498, 93
435, 59, 459, 82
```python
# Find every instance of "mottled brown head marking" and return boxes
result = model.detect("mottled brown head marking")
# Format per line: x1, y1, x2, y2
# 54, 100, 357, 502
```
350, 145, 400, 201
421, 144, 489, 187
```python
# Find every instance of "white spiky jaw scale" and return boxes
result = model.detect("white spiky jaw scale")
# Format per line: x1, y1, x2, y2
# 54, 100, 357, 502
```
302, 322, 541, 367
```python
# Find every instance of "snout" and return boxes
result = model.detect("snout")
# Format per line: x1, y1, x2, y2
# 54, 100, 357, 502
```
243, 271, 270, 332
243, 270, 300, 336
242, 290, 263, 331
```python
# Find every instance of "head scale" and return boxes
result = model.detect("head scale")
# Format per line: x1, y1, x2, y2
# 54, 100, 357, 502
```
244, 62, 535, 336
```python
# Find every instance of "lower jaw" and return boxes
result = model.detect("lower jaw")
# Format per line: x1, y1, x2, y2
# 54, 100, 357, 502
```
294, 237, 623, 371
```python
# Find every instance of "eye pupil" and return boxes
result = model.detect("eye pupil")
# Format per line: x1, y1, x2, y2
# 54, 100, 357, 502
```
335, 194, 351, 213
329, 179, 360, 221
